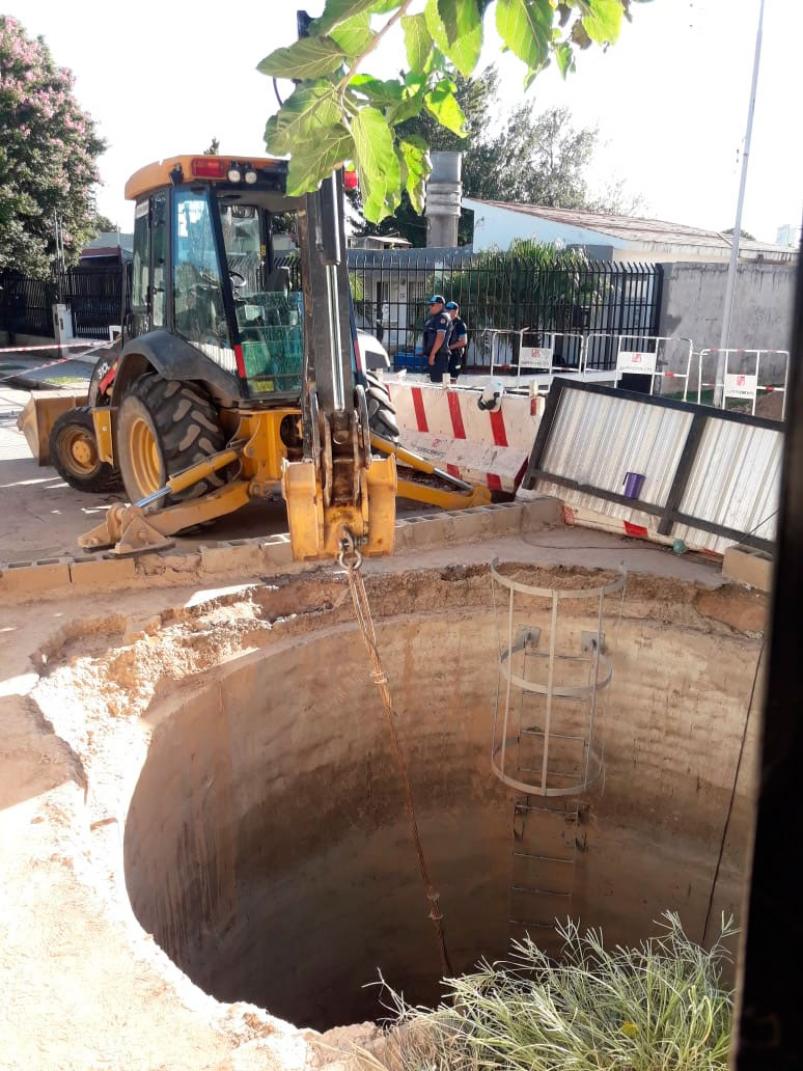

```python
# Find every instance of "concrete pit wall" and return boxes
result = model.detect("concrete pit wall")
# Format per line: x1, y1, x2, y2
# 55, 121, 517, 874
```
123, 566, 761, 1033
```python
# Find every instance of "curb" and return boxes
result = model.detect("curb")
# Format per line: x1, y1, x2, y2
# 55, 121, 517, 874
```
0, 499, 562, 603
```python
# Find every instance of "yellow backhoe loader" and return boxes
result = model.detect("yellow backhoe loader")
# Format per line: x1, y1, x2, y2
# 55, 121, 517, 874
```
20, 153, 490, 561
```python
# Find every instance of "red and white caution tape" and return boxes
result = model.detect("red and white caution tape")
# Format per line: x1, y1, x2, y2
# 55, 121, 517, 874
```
0, 338, 115, 386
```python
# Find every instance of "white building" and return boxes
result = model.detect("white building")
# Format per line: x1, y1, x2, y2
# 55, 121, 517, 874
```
464, 198, 796, 264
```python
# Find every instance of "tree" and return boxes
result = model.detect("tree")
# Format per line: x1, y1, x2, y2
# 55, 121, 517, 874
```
0, 16, 106, 277
723, 225, 756, 241
350, 66, 499, 244
468, 105, 595, 206
90, 213, 119, 235
466, 103, 644, 215
257, 0, 645, 222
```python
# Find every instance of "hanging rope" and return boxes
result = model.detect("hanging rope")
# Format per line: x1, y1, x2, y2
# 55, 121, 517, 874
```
338, 532, 453, 977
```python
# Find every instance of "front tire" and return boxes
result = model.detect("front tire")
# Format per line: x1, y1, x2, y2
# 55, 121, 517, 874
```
49, 407, 122, 494
116, 375, 226, 505
365, 370, 399, 441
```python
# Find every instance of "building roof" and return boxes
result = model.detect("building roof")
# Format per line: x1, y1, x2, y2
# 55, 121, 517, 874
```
80, 232, 134, 259
464, 199, 796, 261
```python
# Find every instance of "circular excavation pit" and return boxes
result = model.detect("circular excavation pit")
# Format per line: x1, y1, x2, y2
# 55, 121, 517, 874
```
119, 564, 762, 1033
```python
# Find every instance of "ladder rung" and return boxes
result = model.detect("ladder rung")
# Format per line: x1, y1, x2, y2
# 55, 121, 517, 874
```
513, 850, 575, 864
509, 918, 555, 930
518, 769, 583, 781
512, 884, 572, 897
514, 802, 578, 815
521, 729, 586, 742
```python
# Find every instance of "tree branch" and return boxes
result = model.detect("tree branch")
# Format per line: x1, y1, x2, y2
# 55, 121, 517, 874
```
336, 0, 415, 100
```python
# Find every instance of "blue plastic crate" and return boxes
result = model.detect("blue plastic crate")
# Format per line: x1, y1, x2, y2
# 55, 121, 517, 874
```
393, 349, 427, 372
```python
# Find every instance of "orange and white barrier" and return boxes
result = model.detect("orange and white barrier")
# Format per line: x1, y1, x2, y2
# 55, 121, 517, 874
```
386, 380, 543, 493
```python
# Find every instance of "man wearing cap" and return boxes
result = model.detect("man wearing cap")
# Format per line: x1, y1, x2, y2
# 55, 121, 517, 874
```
421, 295, 452, 383
445, 301, 468, 381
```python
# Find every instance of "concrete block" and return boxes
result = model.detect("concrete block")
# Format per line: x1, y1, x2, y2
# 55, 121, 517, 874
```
69, 556, 136, 588
519, 496, 563, 531
0, 558, 72, 596
260, 535, 294, 569
451, 507, 493, 543
722, 545, 774, 592
200, 541, 264, 575
406, 514, 451, 548
484, 503, 526, 535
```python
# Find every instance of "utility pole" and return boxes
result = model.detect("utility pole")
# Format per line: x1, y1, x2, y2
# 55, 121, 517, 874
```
714, 0, 765, 405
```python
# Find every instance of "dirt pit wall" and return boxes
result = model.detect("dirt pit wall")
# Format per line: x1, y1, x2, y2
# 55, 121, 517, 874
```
116, 565, 761, 1032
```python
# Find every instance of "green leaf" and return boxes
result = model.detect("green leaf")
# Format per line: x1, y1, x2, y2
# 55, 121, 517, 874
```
495, 0, 552, 73
257, 36, 345, 79
398, 134, 431, 214
313, 0, 398, 35
388, 82, 427, 125
349, 73, 403, 104
424, 0, 482, 77
351, 106, 401, 222
329, 12, 376, 56
555, 40, 574, 77
401, 13, 433, 71
424, 78, 467, 136
264, 81, 341, 157
314, 0, 378, 34
582, 0, 624, 43
286, 126, 354, 196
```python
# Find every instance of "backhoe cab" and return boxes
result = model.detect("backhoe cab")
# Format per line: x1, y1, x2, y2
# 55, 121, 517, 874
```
45, 154, 399, 559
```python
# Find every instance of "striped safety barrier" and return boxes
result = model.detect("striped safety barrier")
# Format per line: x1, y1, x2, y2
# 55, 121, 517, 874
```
386, 380, 543, 493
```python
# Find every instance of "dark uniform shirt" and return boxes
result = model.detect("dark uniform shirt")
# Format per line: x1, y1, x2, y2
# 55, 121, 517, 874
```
422, 311, 452, 381
449, 316, 468, 367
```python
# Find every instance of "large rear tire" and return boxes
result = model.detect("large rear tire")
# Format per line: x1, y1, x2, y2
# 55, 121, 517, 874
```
49, 407, 122, 494
365, 370, 399, 441
116, 375, 226, 505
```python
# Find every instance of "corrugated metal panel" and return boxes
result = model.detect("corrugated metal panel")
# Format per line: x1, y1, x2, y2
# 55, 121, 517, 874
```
539, 388, 692, 512
535, 387, 783, 554
674, 420, 781, 552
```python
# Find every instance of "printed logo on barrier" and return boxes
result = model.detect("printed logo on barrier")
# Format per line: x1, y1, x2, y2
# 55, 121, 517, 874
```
724, 373, 758, 400
616, 350, 657, 375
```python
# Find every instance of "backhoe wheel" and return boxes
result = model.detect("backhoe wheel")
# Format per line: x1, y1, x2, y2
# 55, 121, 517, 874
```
365, 369, 399, 442
49, 406, 122, 494
116, 374, 226, 506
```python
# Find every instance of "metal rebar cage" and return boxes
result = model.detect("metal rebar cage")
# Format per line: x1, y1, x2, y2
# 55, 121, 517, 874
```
490, 561, 624, 798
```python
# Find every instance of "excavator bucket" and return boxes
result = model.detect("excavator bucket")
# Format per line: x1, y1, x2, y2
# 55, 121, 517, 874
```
17, 392, 88, 465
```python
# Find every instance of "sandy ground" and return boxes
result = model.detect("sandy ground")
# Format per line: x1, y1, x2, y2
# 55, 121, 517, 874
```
0, 510, 739, 1070
0, 356, 761, 1069
0, 383, 431, 563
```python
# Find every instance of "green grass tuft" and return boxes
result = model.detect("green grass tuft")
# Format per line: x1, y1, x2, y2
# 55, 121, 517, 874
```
363, 913, 735, 1071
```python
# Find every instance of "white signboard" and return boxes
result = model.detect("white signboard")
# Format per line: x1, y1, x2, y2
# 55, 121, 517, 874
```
520, 346, 553, 370
616, 350, 657, 375
724, 373, 758, 400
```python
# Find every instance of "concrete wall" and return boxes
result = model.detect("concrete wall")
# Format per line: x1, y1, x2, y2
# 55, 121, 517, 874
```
659, 261, 796, 358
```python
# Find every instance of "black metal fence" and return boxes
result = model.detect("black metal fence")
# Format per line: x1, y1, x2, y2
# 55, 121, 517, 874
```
3, 255, 662, 368
60, 268, 124, 338
0, 266, 124, 340
0, 271, 53, 337
341, 252, 663, 371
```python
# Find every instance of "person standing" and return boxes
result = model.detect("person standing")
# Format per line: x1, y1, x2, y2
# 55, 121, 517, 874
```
421, 294, 452, 383
445, 301, 467, 380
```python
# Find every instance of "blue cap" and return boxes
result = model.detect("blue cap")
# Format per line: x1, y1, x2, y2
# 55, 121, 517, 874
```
427, 294, 445, 305
445, 301, 459, 310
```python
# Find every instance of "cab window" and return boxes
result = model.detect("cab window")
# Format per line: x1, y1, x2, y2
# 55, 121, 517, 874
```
173, 190, 234, 372
219, 202, 303, 393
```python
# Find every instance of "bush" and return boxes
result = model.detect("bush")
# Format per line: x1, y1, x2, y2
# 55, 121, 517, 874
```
363, 913, 735, 1071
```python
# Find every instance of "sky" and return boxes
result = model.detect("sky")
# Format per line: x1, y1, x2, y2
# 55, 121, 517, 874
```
7, 0, 803, 244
